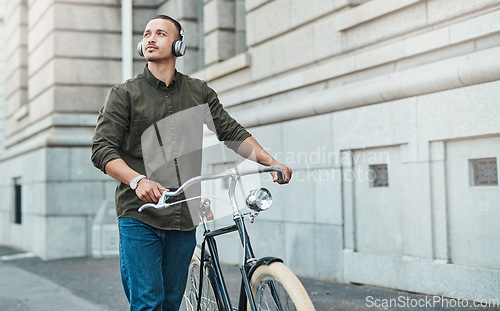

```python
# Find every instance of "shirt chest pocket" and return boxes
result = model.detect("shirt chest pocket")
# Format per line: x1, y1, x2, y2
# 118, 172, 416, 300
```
129, 117, 161, 156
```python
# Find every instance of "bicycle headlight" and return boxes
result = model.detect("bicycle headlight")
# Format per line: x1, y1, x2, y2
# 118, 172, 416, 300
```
246, 188, 272, 211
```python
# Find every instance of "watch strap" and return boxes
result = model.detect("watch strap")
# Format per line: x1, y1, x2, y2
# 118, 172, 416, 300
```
130, 175, 147, 190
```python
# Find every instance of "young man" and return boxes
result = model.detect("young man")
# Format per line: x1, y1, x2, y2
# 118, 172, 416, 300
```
91, 15, 291, 310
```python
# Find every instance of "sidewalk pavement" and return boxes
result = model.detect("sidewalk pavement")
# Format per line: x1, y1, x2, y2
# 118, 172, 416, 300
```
1, 245, 498, 311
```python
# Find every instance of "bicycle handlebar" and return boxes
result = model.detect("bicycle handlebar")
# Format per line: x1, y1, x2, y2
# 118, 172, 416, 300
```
138, 166, 283, 212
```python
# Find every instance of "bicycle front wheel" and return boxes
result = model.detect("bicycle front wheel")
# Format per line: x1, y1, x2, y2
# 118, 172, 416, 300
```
250, 262, 315, 310
184, 255, 218, 311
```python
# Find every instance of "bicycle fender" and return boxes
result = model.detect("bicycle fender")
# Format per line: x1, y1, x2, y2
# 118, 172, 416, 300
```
247, 256, 283, 279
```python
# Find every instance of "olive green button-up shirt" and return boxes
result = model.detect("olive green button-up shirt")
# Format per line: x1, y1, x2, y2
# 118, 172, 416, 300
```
91, 65, 251, 231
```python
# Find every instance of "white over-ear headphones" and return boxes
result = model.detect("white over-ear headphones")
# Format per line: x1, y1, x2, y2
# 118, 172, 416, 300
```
137, 29, 186, 57
172, 29, 186, 57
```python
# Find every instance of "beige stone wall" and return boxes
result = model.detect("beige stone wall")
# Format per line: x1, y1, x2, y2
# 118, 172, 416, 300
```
0, 0, 5, 153
0, 0, 126, 259
195, 0, 500, 300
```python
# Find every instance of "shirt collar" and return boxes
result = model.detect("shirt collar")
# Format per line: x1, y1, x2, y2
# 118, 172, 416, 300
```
143, 64, 178, 89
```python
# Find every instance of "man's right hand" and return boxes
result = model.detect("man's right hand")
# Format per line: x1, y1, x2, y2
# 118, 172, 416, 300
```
135, 179, 167, 203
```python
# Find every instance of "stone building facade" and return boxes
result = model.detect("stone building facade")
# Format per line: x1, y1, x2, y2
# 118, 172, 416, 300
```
1, 0, 499, 302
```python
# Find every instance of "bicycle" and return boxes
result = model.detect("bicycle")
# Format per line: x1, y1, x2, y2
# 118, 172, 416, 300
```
139, 166, 315, 311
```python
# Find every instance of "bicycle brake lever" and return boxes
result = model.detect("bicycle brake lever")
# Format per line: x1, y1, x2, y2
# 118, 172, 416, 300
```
138, 202, 169, 212
138, 190, 173, 212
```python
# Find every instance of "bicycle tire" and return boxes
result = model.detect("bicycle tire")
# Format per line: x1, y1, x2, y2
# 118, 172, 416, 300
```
249, 262, 315, 310
184, 255, 219, 311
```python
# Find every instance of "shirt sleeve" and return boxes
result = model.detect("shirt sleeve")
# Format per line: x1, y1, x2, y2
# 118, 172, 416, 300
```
204, 83, 252, 151
91, 86, 131, 173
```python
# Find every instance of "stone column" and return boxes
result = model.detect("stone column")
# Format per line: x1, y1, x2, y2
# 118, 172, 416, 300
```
0, 0, 124, 259
3, 0, 28, 137
0, 0, 6, 153
158, 0, 204, 73
204, 0, 237, 66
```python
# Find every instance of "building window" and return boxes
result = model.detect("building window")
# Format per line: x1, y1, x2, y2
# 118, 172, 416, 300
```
13, 178, 22, 224
470, 158, 498, 186
369, 164, 389, 188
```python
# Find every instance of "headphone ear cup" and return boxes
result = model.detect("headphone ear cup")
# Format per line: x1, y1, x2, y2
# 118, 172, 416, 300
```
137, 40, 144, 57
172, 40, 186, 57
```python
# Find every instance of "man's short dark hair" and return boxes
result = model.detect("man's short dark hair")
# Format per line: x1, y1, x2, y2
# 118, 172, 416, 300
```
151, 15, 182, 39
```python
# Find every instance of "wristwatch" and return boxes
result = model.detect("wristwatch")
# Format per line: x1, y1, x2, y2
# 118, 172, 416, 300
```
130, 175, 147, 190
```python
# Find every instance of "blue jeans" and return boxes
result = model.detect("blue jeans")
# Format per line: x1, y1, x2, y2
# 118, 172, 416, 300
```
118, 217, 196, 311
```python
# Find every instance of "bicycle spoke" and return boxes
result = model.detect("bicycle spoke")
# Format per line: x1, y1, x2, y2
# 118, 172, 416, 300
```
269, 280, 287, 310
255, 277, 296, 310
185, 259, 218, 311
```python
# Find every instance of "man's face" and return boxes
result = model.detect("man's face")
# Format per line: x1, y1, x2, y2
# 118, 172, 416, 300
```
142, 18, 179, 62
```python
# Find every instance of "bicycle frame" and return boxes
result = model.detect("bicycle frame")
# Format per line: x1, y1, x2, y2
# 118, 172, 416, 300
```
140, 166, 284, 311
196, 168, 284, 311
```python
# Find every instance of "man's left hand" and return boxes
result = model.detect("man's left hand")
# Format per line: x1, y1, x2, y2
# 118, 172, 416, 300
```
271, 162, 292, 184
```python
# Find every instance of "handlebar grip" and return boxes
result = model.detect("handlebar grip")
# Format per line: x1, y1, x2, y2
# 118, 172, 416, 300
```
276, 168, 284, 182
160, 187, 180, 198
265, 166, 284, 182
